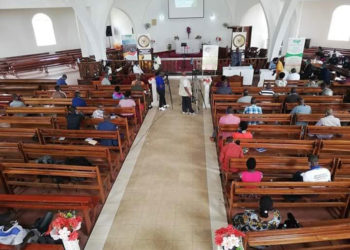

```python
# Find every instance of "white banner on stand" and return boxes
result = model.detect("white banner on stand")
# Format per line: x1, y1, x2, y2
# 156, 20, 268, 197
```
202, 45, 219, 71
284, 38, 305, 73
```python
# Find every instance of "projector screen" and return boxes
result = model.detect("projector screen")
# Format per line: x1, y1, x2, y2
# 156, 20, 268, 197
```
168, 0, 204, 19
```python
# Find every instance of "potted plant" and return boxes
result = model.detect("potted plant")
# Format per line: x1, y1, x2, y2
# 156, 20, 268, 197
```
167, 44, 172, 51
215, 225, 245, 250
47, 211, 82, 250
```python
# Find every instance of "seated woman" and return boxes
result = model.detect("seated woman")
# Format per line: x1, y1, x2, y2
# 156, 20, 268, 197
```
239, 157, 263, 183
112, 86, 125, 100
232, 121, 253, 140
232, 196, 281, 232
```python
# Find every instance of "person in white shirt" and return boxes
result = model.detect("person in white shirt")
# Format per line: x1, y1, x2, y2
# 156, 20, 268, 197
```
275, 72, 287, 87
132, 62, 144, 74
237, 89, 252, 103
313, 108, 341, 139
286, 68, 300, 81
101, 75, 111, 85
92, 105, 104, 119
179, 72, 194, 114
301, 155, 331, 182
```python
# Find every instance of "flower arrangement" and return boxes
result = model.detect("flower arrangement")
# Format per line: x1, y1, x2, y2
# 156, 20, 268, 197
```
215, 225, 245, 250
216, 36, 222, 42
195, 35, 202, 39
47, 211, 82, 250
144, 23, 151, 30
174, 35, 179, 40
186, 26, 191, 38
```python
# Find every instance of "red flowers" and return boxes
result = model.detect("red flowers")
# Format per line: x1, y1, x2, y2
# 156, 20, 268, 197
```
46, 211, 82, 241
214, 225, 245, 246
68, 231, 79, 241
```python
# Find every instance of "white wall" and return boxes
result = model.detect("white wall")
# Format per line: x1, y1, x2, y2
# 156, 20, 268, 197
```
240, 3, 268, 48
298, 0, 350, 49
110, 8, 134, 46
113, 0, 235, 52
0, 8, 80, 57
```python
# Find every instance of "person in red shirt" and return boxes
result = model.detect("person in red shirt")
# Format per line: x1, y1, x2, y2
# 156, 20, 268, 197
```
219, 137, 244, 172
232, 121, 253, 139
239, 157, 263, 183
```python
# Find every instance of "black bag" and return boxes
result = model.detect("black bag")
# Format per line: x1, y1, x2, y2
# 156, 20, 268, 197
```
278, 212, 300, 229
64, 157, 92, 182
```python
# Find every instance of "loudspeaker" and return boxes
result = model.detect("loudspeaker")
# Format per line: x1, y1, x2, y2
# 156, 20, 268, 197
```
305, 39, 311, 49
106, 26, 112, 37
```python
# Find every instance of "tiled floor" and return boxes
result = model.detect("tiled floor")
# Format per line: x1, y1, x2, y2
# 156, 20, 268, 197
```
103, 84, 213, 250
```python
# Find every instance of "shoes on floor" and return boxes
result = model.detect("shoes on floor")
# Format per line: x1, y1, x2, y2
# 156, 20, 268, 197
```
164, 104, 170, 108
189, 112, 196, 115
159, 107, 166, 111
182, 112, 187, 115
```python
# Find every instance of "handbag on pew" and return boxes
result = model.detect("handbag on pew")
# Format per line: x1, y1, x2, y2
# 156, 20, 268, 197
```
278, 212, 300, 229
0, 221, 28, 245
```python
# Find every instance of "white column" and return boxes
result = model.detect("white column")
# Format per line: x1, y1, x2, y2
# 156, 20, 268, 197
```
75, 14, 92, 57
149, 77, 159, 107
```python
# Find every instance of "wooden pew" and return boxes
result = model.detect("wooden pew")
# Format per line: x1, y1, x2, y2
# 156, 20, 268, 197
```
334, 158, 350, 181
218, 124, 303, 140
211, 86, 322, 95
0, 116, 54, 128
38, 128, 124, 160
19, 143, 120, 180
286, 103, 350, 113
228, 181, 350, 220
0, 128, 38, 143
53, 116, 132, 147
23, 98, 72, 106
6, 107, 67, 116
60, 85, 96, 92
0, 79, 56, 90
0, 142, 23, 162
320, 140, 350, 157
238, 139, 321, 156
296, 113, 350, 125
0, 194, 98, 234
0, 162, 107, 202
306, 126, 350, 140
34, 90, 89, 98
264, 79, 309, 87
243, 218, 350, 249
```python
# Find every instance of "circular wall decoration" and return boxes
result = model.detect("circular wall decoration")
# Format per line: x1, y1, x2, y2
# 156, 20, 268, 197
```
138, 35, 151, 48
232, 34, 246, 48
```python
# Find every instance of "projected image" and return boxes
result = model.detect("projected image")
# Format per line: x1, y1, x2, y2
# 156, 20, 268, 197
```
175, 0, 198, 8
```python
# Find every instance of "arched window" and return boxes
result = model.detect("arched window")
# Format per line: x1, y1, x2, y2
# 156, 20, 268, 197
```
328, 5, 350, 41
32, 13, 56, 46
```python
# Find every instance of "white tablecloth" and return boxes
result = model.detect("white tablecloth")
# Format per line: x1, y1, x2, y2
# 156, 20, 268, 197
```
175, 40, 201, 54
222, 66, 254, 86
258, 69, 276, 87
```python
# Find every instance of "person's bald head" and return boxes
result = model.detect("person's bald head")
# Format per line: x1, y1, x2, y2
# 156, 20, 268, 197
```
103, 112, 110, 121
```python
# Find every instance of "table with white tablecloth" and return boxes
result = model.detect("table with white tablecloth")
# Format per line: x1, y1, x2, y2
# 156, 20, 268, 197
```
222, 66, 254, 86
258, 69, 276, 87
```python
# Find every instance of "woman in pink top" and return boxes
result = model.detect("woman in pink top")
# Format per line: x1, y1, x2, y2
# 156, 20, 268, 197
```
239, 157, 263, 182
232, 121, 253, 140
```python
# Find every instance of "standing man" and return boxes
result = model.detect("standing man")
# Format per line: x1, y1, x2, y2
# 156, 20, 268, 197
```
179, 72, 194, 114
231, 48, 242, 66
155, 72, 168, 111
56, 74, 67, 86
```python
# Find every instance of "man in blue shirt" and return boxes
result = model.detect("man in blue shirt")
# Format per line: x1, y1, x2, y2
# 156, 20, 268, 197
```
97, 113, 118, 146
290, 97, 311, 125
155, 72, 168, 110
72, 92, 87, 107
56, 74, 67, 86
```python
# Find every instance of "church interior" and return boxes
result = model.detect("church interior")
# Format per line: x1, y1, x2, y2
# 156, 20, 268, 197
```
0, 0, 350, 249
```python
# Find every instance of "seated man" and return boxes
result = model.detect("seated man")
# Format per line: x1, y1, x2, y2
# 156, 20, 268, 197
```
101, 74, 111, 85
286, 68, 300, 81
328, 53, 339, 66
66, 106, 84, 130
239, 157, 263, 183
132, 62, 144, 75
97, 113, 118, 146
219, 106, 240, 139
215, 75, 227, 88
92, 105, 104, 119
72, 92, 87, 107
216, 79, 232, 94
131, 74, 145, 92
290, 97, 311, 125
243, 98, 262, 125
275, 72, 287, 87
268, 57, 278, 70
237, 89, 252, 103
320, 83, 333, 96
301, 155, 331, 182
56, 74, 68, 86
52, 85, 67, 99
259, 83, 275, 95
313, 108, 341, 139
219, 137, 244, 172
284, 87, 299, 103
9, 94, 26, 117
301, 59, 313, 80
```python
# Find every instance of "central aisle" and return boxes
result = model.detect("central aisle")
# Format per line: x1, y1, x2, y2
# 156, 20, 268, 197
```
103, 81, 213, 250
